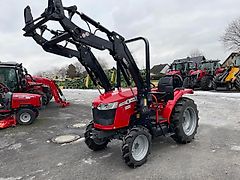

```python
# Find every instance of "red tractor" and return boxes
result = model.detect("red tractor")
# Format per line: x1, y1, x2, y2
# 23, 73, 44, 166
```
23, 0, 199, 167
0, 62, 69, 107
0, 83, 42, 129
167, 61, 195, 80
183, 60, 222, 90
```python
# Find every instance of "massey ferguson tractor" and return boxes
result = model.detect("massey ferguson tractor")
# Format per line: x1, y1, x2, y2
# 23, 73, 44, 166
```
0, 62, 69, 107
183, 60, 222, 90
0, 83, 42, 129
167, 61, 195, 78
23, 0, 199, 167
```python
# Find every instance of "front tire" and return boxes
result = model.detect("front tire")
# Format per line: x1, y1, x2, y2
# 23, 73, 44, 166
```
201, 76, 213, 90
84, 122, 109, 151
183, 77, 191, 88
122, 126, 151, 168
16, 108, 36, 125
171, 97, 199, 144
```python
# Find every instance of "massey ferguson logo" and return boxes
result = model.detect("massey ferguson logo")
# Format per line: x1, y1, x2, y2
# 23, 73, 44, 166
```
119, 97, 137, 107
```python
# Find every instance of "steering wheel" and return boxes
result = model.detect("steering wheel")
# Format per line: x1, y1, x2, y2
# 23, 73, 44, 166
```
0, 83, 10, 93
172, 74, 183, 88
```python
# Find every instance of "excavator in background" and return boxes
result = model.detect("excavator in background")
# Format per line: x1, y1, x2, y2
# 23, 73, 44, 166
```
0, 62, 69, 107
23, 0, 199, 167
213, 58, 240, 91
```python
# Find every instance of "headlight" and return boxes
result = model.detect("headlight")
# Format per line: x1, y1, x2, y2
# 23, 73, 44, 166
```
97, 102, 118, 110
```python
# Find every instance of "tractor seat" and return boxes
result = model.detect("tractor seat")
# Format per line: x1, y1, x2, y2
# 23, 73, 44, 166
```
157, 75, 183, 101
0, 92, 12, 110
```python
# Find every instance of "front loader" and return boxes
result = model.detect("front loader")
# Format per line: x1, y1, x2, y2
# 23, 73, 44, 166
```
23, 0, 199, 168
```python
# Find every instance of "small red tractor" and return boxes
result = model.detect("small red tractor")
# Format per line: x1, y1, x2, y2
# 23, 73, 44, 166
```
23, 0, 199, 167
0, 83, 42, 129
0, 62, 69, 107
183, 60, 222, 90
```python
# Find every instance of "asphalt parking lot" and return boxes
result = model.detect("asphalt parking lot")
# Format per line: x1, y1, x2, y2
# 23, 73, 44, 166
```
0, 90, 240, 180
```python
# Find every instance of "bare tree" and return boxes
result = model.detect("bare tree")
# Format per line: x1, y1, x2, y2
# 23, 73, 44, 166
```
222, 17, 240, 51
189, 49, 204, 57
58, 67, 67, 79
73, 61, 84, 74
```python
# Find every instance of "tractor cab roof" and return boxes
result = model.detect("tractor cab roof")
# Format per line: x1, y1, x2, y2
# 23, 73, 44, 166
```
201, 60, 220, 64
0, 62, 22, 68
172, 61, 193, 65
0, 62, 24, 70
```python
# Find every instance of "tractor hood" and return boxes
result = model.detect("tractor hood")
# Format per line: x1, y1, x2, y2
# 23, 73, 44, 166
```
92, 88, 137, 108
11, 93, 42, 109
167, 70, 181, 75
12, 93, 41, 99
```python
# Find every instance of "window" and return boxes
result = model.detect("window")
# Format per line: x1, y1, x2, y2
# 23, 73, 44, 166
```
0, 68, 18, 91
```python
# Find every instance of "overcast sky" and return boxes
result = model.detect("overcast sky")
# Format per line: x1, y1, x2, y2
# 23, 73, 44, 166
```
0, 0, 239, 74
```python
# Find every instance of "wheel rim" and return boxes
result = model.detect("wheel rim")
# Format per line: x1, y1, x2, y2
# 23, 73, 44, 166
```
132, 135, 149, 161
20, 112, 31, 123
182, 107, 197, 136
208, 80, 213, 88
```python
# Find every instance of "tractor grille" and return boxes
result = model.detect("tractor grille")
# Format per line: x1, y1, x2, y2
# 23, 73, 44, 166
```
92, 108, 116, 126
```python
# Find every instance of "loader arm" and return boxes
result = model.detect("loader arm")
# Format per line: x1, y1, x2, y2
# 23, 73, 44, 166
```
23, 0, 150, 101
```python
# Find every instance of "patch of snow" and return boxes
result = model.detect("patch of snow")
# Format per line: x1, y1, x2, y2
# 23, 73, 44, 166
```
72, 123, 86, 128
99, 153, 113, 159
57, 162, 63, 167
71, 137, 85, 144
231, 146, 240, 151
7, 143, 22, 150
191, 91, 240, 99
0, 177, 22, 180
82, 158, 96, 165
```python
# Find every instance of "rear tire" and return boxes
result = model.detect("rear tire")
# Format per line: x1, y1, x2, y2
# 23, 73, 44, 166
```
122, 126, 151, 168
16, 108, 36, 125
183, 77, 191, 88
201, 76, 213, 90
171, 97, 199, 144
213, 74, 222, 91
84, 122, 109, 151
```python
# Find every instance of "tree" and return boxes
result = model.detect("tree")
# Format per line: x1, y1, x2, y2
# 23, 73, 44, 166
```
189, 49, 204, 58
73, 61, 84, 76
66, 64, 77, 79
58, 67, 67, 79
222, 17, 240, 51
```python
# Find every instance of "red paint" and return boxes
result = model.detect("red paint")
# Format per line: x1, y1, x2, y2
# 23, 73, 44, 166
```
166, 70, 181, 76
0, 92, 42, 129
92, 88, 193, 130
29, 76, 70, 107
0, 116, 16, 129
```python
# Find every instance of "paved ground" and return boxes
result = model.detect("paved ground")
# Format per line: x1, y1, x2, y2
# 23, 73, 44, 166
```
0, 90, 240, 180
